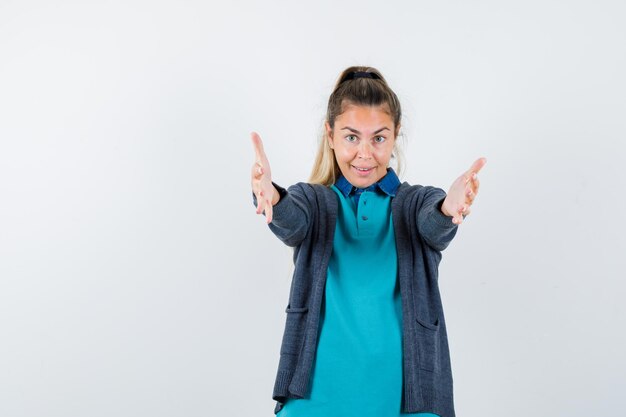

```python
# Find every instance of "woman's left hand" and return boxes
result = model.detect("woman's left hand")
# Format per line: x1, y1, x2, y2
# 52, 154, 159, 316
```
441, 157, 487, 225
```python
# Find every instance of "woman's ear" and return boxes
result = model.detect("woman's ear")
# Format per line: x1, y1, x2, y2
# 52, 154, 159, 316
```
325, 121, 334, 149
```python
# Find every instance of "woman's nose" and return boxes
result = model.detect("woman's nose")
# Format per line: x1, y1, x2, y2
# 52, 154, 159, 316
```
357, 141, 373, 159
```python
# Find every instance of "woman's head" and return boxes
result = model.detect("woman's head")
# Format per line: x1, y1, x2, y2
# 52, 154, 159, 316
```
309, 66, 403, 187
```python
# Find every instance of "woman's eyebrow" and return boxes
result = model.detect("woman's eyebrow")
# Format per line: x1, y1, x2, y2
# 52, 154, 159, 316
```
341, 126, 391, 134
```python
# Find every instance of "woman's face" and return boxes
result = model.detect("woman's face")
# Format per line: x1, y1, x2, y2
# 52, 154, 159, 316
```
326, 103, 397, 188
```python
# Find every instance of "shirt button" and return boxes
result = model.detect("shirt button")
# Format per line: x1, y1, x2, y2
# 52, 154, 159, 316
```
362, 215, 368, 221
363, 200, 367, 205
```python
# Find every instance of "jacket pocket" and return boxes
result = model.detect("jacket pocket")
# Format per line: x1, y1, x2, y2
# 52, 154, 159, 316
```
285, 306, 308, 313
415, 316, 440, 372
281, 305, 309, 355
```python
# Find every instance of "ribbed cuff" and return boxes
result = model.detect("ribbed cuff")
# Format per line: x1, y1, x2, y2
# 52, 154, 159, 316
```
430, 197, 459, 228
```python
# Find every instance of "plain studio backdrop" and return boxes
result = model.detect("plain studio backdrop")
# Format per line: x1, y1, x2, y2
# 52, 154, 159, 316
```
1, 0, 624, 416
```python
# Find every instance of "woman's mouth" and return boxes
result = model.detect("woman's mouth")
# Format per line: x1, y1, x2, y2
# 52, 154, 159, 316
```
351, 165, 375, 176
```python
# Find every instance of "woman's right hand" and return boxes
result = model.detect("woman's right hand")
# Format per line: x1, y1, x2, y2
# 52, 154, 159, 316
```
251, 132, 279, 224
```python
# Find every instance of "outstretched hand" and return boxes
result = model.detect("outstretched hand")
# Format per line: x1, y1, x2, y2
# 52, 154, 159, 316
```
251, 132, 278, 224
441, 157, 487, 225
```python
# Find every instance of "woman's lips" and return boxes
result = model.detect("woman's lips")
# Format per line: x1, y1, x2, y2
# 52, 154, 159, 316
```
351, 165, 375, 176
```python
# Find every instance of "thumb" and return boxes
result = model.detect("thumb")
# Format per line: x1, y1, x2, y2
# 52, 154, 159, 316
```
251, 131, 266, 160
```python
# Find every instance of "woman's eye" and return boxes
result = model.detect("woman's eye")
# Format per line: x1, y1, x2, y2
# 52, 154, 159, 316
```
374, 136, 386, 143
345, 135, 357, 143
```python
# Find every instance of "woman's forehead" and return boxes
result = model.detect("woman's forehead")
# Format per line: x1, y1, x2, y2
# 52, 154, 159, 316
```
336, 103, 394, 127
340, 100, 392, 114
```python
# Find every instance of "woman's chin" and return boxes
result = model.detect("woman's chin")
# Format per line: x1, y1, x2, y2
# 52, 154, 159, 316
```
345, 174, 377, 188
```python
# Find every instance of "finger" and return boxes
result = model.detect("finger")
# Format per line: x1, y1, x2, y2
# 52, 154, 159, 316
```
465, 186, 476, 204
251, 132, 266, 160
471, 175, 480, 195
266, 199, 273, 224
251, 163, 263, 180
454, 204, 468, 224
255, 192, 265, 215
465, 157, 487, 177
463, 158, 487, 183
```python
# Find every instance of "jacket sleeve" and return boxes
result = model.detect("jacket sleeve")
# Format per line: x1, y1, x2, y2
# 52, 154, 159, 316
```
252, 182, 311, 247
416, 186, 459, 251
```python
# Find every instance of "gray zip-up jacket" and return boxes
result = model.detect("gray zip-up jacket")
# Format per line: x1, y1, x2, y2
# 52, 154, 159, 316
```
255, 180, 460, 417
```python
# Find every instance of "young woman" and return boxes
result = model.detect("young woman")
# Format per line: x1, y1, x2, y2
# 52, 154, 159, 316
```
251, 66, 486, 417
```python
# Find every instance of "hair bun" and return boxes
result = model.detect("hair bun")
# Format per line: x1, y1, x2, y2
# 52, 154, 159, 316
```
340, 71, 381, 84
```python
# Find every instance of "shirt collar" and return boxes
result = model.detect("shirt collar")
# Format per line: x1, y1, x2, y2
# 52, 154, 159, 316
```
334, 167, 401, 198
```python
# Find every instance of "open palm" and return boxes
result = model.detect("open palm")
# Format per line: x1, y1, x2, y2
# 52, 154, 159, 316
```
441, 157, 487, 225
250, 132, 278, 224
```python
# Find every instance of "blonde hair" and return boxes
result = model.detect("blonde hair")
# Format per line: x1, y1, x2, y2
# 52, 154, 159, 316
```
309, 66, 404, 186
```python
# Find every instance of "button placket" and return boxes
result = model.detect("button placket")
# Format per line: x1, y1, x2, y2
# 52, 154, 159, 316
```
357, 191, 371, 234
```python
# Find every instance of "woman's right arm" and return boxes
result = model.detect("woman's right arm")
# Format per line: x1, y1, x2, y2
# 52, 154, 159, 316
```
250, 132, 310, 246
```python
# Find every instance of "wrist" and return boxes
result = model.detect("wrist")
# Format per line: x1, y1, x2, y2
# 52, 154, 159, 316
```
271, 182, 286, 206
272, 188, 280, 205
439, 198, 453, 217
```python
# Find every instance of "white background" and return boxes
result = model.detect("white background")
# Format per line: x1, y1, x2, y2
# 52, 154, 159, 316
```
1, 1, 625, 416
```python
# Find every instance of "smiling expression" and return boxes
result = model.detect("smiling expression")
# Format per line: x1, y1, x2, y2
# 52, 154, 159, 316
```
326, 103, 398, 189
